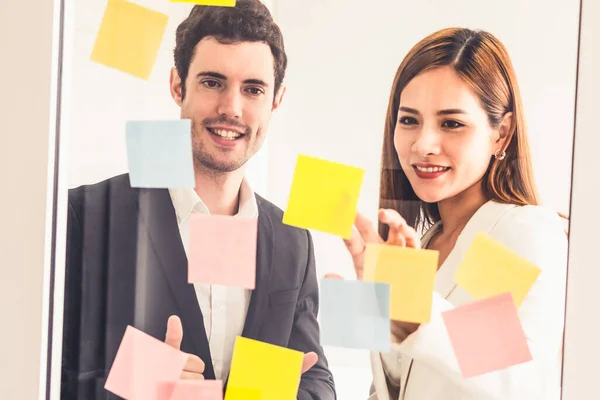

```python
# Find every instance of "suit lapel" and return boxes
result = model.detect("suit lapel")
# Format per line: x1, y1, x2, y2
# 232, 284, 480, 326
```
241, 197, 274, 340
224, 197, 274, 390
137, 188, 215, 379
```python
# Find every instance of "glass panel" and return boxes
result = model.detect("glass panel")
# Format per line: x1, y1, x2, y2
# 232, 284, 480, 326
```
55, 0, 580, 399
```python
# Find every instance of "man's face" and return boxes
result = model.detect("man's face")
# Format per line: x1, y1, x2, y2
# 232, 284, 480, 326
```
170, 37, 284, 174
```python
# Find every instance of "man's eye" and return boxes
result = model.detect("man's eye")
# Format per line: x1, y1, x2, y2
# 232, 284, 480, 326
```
442, 120, 464, 129
246, 87, 264, 95
399, 116, 418, 125
201, 80, 220, 88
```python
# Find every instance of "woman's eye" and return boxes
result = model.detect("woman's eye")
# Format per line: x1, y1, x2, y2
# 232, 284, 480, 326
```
399, 116, 418, 125
201, 80, 220, 88
442, 120, 464, 129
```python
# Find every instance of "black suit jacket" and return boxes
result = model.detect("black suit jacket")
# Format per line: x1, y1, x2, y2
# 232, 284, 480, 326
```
60, 174, 336, 399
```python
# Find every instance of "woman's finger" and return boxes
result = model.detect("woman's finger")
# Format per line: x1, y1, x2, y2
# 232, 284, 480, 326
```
354, 212, 384, 244
379, 209, 407, 246
379, 209, 421, 249
343, 227, 366, 280
180, 371, 205, 380
343, 227, 365, 257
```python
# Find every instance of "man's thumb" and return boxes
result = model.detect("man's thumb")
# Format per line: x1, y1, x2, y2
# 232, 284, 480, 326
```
165, 315, 183, 350
302, 352, 319, 374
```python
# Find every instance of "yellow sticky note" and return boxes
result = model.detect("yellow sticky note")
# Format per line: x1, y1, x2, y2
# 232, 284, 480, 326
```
367, 243, 438, 323
455, 232, 541, 308
283, 155, 364, 239
91, 0, 169, 80
170, 0, 236, 5
226, 387, 261, 400
225, 337, 303, 400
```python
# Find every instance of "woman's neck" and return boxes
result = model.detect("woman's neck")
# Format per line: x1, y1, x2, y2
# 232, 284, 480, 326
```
436, 181, 490, 238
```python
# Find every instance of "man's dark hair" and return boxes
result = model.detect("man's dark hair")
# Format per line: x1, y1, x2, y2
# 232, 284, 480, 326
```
174, 0, 287, 100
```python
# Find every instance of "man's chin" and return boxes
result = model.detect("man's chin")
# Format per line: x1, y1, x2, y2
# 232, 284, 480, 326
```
196, 156, 247, 174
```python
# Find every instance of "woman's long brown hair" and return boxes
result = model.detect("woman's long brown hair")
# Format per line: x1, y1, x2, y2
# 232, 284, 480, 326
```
379, 28, 540, 239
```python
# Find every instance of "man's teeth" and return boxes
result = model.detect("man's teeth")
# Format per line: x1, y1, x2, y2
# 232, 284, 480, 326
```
212, 129, 242, 140
416, 166, 449, 173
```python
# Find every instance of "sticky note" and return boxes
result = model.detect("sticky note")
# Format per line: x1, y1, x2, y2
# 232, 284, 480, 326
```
225, 387, 261, 400
158, 380, 223, 400
283, 155, 364, 239
188, 214, 258, 288
126, 120, 195, 188
365, 244, 438, 323
91, 0, 169, 80
320, 278, 391, 352
225, 337, 303, 400
104, 325, 187, 400
455, 232, 541, 308
442, 292, 532, 378
170, 0, 236, 6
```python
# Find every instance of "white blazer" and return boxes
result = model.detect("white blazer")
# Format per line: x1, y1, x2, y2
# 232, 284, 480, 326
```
368, 200, 568, 400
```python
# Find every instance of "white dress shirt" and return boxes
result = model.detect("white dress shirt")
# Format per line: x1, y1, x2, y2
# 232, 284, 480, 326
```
168, 179, 258, 380
369, 200, 568, 400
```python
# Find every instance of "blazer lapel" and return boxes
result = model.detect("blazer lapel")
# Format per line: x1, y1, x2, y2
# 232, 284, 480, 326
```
435, 200, 517, 298
223, 197, 274, 391
241, 197, 274, 340
137, 188, 215, 378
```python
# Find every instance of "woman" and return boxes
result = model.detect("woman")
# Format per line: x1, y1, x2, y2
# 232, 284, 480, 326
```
343, 28, 568, 400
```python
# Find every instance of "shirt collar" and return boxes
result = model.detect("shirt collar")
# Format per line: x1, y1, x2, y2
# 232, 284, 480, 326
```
168, 178, 259, 224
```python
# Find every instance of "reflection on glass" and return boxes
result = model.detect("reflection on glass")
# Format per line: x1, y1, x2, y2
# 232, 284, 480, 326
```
58, 0, 577, 399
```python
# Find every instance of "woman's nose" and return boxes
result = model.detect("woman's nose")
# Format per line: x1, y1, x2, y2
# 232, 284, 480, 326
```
411, 127, 441, 156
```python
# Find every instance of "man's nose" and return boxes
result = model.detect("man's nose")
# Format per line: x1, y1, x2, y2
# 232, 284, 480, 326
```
217, 89, 243, 119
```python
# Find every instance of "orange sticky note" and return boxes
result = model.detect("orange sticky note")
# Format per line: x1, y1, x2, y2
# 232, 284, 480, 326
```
442, 292, 532, 378
188, 214, 257, 289
158, 380, 223, 400
104, 326, 187, 400
365, 243, 438, 323
225, 337, 303, 400
283, 155, 364, 239
170, 0, 236, 5
91, 0, 169, 80
455, 232, 541, 308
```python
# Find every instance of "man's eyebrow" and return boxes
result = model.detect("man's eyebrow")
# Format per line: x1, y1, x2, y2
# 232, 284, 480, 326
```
243, 78, 269, 87
195, 71, 226, 80
195, 72, 269, 87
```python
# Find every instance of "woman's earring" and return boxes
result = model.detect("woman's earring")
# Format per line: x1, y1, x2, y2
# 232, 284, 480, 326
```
494, 149, 506, 160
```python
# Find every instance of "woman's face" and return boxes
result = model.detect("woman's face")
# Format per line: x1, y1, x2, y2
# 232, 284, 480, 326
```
394, 66, 507, 204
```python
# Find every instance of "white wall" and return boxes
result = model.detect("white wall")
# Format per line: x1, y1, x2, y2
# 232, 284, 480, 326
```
0, 0, 60, 398
67, 0, 273, 195
561, 0, 600, 397
270, 0, 580, 397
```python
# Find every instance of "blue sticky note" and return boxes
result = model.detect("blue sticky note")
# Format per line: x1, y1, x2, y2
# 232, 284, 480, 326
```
320, 278, 391, 352
125, 120, 195, 188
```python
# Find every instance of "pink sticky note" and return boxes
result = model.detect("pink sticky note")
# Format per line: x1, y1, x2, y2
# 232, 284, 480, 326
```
158, 380, 223, 400
188, 214, 257, 289
442, 292, 532, 378
104, 325, 188, 399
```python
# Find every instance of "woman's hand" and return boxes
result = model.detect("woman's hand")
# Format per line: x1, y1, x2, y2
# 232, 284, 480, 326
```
342, 208, 422, 341
343, 208, 421, 279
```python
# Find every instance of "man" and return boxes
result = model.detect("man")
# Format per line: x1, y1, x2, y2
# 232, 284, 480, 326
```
60, 1, 336, 398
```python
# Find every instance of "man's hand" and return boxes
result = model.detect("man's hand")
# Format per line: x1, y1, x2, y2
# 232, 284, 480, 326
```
165, 315, 206, 380
302, 352, 318, 374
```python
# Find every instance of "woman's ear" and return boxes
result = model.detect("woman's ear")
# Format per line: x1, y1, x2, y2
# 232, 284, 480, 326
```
170, 67, 183, 107
496, 111, 514, 146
